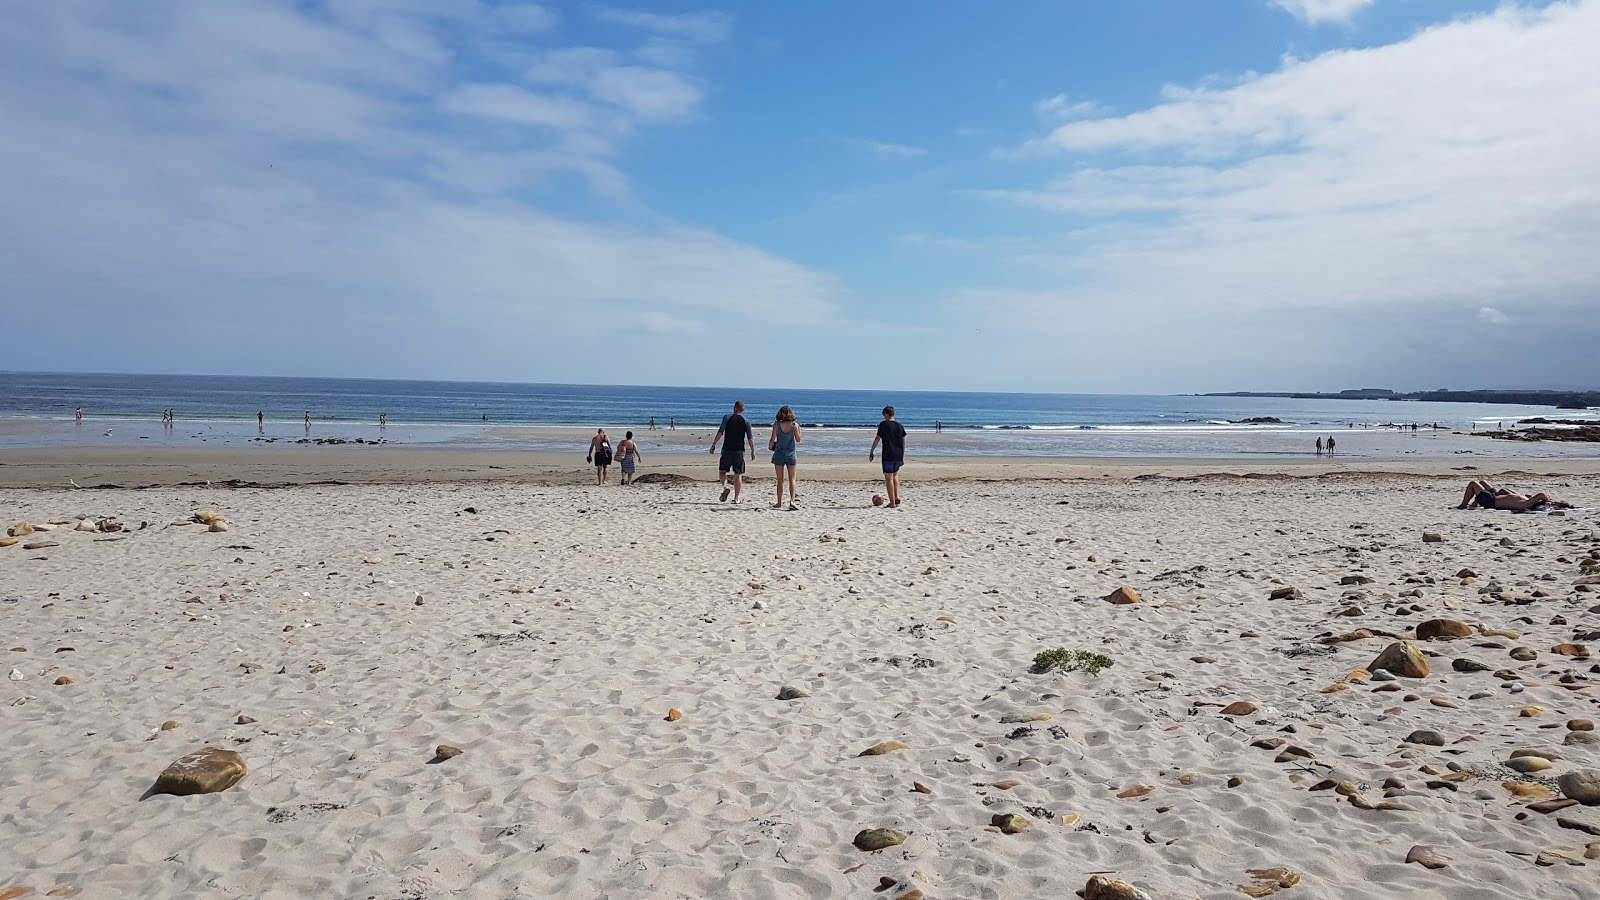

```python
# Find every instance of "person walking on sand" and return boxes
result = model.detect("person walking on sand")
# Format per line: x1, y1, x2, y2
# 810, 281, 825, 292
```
615, 431, 642, 485
75, 407, 83, 423
869, 405, 907, 508
710, 401, 755, 503
769, 405, 802, 510
304, 410, 311, 432
649, 416, 656, 431
935, 420, 943, 434
587, 428, 613, 485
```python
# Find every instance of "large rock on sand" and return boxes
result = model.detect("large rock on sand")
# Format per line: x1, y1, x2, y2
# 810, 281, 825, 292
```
1558, 769, 1600, 805
152, 747, 247, 796
1084, 875, 1154, 900
1415, 619, 1472, 640
1104, 587, 1141, 605
1370, 641, 1430, 678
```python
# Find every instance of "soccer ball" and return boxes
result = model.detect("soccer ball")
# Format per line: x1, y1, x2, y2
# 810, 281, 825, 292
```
872, 494, 885, 507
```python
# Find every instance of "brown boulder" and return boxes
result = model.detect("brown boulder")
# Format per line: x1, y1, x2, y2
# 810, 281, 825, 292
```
1553, 643, 1591, 658
1415, 619, 1472, 640
152, 747, 247, 796
1084, 875, 1154, 900
1369, 641, 1430, 678
1220, 701, 1258, 717
1104, 587, 1140, 605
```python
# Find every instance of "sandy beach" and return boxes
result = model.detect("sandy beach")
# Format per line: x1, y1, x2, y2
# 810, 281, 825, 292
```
4, 458, 1600, 899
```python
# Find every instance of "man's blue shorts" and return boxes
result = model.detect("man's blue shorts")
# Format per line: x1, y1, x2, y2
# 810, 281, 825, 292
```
882, 461, 903, 474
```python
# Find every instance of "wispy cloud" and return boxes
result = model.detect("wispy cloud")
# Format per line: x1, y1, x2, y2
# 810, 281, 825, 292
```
1034, 93, 1106, 122
868, 141, 929, 158
594, 8, 732, 43
1269, 0, 1376, 25
1479, 306, 1511, 325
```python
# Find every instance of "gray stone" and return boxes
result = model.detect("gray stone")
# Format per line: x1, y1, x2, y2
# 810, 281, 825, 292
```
1404, 730, 1446, 746
1557, 769, 1600, 805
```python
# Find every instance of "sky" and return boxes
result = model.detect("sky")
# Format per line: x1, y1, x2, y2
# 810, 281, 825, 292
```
2, 0, 1597, 394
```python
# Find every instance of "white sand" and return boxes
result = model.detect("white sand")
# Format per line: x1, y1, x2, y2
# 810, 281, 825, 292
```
3, 471, 1599, 899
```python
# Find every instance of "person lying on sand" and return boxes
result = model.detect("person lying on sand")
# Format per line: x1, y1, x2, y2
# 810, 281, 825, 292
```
1456, 480, 1573, 511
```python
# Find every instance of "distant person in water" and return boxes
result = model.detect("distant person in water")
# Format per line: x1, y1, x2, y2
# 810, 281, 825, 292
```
75, 407, 83, 423
935, 420, 943, 434
1326, 435, 1336, 455
257, 411, 264, 432
769, 405, 802, 509
1315, 437, 1324, 456
379, 412, 387, 427
304, 411, 311, 431
710, 401, 755, 503
1457, 480, 1572, 511
869, 405, 907, 508
588, 429, 613, 485
615, 431, 642, 485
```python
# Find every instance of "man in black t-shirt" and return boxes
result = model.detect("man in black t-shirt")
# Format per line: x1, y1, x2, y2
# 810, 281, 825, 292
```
868, 405, 907, 507
710, 400, 757, 503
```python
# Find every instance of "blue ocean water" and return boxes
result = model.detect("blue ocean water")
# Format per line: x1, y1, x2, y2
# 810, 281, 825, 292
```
1, 371, 1593, 459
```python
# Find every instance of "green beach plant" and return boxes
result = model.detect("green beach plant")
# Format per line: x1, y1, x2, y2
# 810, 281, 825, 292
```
1031, 649, 1114, 676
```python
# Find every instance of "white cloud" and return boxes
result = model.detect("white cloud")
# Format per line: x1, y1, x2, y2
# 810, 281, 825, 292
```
868, 141, 929, 158
1270, 0, 1375, 25
1034, 93, 1106, 122
587, 66, 702, 122
0, 0, 841, 382
594, 8, 732, 43
443, 83, 597, 131
947, 1, 1600, 389
1479, 306, 1511, 325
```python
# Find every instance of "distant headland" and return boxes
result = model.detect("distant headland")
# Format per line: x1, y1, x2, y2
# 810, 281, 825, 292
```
1201, 388, 1597, 409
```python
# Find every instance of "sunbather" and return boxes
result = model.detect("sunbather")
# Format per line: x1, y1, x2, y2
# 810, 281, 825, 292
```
1456, 480, 1572, 510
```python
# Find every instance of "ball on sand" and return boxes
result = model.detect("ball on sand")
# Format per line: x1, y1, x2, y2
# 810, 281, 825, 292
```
872, 494, 885, 507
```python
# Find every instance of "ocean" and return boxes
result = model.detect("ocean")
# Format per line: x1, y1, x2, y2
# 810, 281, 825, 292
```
1, 371, 1595, 460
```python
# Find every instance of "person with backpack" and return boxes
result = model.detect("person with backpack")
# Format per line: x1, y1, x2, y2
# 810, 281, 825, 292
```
587, 428, 613, 485
615, 431, 643, 485
710, 400, 756, 503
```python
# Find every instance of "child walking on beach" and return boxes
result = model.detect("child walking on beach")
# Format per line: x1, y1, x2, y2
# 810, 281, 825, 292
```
769, 406, 802, 510
869, 405, 907, 508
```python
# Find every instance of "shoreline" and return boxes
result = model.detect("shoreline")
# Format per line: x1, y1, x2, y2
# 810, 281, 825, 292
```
2, 445, 1597, 489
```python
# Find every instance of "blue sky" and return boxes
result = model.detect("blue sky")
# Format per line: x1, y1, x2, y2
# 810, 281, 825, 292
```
2, 0, 1597, 393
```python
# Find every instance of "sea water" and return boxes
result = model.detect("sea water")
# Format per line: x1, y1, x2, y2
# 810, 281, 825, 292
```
1, 371, 1594, 460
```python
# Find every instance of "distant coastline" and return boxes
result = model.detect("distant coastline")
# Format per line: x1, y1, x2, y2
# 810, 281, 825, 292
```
1201, 388, 1598, 409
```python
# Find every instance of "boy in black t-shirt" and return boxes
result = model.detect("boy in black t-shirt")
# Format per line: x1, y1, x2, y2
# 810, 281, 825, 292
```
869, 405, 907, 507
710, 400, 756, 503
